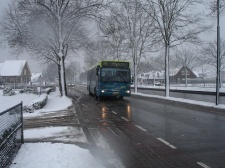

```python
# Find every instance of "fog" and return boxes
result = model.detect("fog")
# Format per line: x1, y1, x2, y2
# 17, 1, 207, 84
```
0, 0, 225, 73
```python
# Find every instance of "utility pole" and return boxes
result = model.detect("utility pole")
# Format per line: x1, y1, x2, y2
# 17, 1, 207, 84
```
216, 0, 220, 105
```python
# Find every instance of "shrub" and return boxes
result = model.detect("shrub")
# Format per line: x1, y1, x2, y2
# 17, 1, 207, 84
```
23, 94, 48, 113
3, 87, 16, 96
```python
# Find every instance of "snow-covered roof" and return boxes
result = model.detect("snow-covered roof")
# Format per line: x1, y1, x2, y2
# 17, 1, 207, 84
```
138, 71, 164, 79
31, 73, 43, 82
192, 71, 199, 78
170, 68, 180, 76
0, 60, 27, 76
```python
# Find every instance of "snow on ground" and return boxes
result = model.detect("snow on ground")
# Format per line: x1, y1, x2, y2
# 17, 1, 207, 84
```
23, 91, 72, 118
0, 89, 104, 168
1, 85, 225, 168
0, 90, 39, 112
10, 143, 104, 168
132, 92, 225, 109
24, 126, 88, 144
135, 84, 225, 93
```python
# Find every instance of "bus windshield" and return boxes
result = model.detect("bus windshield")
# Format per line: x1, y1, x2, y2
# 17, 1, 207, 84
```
101, 68, 130, 83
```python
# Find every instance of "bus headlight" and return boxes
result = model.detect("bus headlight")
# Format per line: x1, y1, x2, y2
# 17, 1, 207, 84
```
101, 90, 105, 93
126, 90, 130, 94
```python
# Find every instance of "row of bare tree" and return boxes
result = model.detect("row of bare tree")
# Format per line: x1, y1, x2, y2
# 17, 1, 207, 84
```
0, 0, 224, 97
0, 0, 105, 96
84, 0, 225, 96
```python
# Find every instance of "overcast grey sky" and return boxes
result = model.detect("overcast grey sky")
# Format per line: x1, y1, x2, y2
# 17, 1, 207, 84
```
0, 0, 225, 73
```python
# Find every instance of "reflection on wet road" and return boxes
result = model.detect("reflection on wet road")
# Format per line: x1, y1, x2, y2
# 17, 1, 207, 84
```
105, 96, 225, 168
69, 86, 225, 168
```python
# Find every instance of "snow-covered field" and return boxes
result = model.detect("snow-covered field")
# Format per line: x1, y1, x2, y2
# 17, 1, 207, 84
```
0, 90, 39, 112
0, 89, 104, 168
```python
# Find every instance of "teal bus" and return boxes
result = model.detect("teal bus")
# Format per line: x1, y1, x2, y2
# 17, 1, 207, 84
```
87, 60, 131, 99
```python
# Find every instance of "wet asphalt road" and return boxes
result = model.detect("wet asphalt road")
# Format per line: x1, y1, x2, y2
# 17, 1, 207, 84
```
68, 86, 225, 168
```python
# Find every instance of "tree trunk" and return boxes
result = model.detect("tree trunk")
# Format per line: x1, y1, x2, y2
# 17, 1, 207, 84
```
134, 62, 138, 93
58, 64, 63, 97
185, 67, 187, 87
60, 59, 66, 96
62, 56, 67, 96
165, 44, 170, 97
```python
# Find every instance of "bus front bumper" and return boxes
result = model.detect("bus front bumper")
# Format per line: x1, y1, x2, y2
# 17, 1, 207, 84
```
97, 89, 131, 97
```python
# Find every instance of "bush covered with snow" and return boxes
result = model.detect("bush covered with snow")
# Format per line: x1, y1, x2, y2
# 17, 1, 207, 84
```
23, 94, 48, 113
42, 88, 52, 94
3, 87, 16, 96
19, 87, 35, 94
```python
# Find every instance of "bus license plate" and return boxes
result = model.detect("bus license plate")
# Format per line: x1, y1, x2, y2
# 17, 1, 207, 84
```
113, 92, 119, 95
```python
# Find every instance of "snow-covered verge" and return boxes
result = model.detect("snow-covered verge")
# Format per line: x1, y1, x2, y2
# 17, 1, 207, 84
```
0, 90, 39, 112
132, 84, 225, 93
0, 89, 72, 116
23, 94, 48, 113
131, 92, 225, 110
10, 143, 104, 168
0, 89, 105, 168
9, 126, 105, 168
8, 100, 104, 168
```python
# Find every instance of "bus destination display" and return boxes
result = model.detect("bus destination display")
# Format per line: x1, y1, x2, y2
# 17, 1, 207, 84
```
101, 61, 129, 68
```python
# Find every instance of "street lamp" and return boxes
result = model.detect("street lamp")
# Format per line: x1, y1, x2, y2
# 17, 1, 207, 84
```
216, 0, 220, 105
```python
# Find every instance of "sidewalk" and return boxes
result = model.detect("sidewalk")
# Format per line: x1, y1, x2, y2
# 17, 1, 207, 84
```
9, 90, 105, 168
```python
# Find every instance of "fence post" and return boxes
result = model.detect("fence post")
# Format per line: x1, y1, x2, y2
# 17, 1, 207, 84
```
21, 101, 24, 144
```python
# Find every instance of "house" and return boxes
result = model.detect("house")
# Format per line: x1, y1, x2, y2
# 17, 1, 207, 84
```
138, 71, 165, 85
137, 66, 200, 85
0, 60, 31, 85
170, 66, 199, 83
31, 73, 43, 84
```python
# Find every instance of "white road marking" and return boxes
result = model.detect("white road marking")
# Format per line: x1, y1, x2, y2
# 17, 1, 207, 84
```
112, 111, 117, 115
107, 127, 118, 136
197, 162, 211, 168
121, 117, 129, 121
135, 125, 147, 132
157, 138, 177, 149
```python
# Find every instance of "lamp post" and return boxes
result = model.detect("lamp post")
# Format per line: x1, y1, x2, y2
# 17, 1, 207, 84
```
216, 0, 220, 105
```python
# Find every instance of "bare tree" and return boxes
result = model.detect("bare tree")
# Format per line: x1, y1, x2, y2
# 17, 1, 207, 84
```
0, 0, 104, 96
83, 38, 113, 69
42, 63, 58, 82
207, 0, 225, 16
103, 0, 157, 93
200, 39, 225, 86
171, 48, 200, 87
98, 14, 129, 60
140, 0, 212, 97
66, 61, 80, 84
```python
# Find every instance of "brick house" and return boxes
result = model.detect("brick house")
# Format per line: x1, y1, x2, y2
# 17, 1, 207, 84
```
0, 60, 31, 85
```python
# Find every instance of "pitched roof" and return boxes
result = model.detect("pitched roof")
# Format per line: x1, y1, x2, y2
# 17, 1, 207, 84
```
31, 73, 43, 82
0, 60, 27, 76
